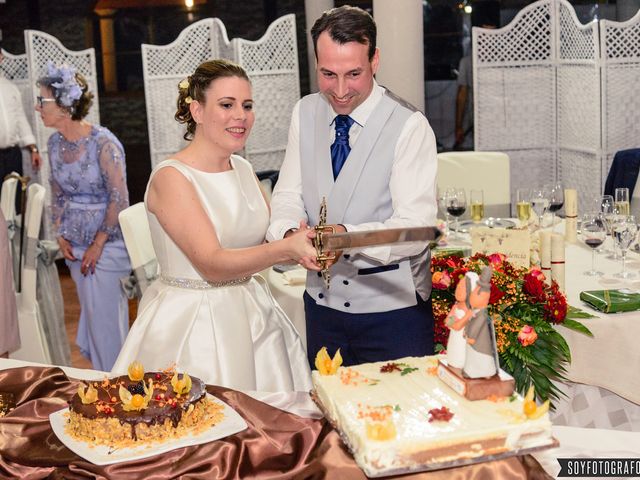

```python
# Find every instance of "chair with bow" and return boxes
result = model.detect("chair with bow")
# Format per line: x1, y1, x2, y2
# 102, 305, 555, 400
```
1, 174, 19, 278
9, 182, 52, 364
437, 151, 511, 218
119, 202, 158, 299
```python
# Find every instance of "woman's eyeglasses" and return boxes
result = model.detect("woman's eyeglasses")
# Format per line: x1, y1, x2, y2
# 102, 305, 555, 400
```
36, 96, 57, 108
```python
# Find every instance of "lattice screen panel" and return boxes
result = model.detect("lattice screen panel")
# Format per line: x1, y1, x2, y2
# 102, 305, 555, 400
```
601, 11, 640, 189
143, 15, 299, 171
236, 14, 299, 171
142, 18, 233, 168
558, 149, 601, 212
472, 0, 629, 206
0, 49, 34, 133
475, 66, 555, 151
25, 30, 99, 240
507, 149, 557, 207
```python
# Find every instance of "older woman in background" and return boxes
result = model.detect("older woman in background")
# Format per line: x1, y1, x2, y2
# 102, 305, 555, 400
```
35, 63, 131, 371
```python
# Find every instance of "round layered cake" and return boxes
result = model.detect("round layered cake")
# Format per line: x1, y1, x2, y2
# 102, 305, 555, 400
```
66, 368, 224, 447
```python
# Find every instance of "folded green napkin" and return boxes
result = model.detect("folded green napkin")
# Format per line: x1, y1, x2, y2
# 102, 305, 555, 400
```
580, 289, 640, 314
433, 247, 471, 258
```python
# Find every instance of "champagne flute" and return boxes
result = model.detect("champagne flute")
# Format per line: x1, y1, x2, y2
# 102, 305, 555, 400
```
613, 215, 637, 279
531, 188, 549, 228
470, 189, 484, 223
580, 213, 606, 276
446, 188, 467, 239
615, 188, 630, 215
545, 182, 564, 232
516, 188, 532, 227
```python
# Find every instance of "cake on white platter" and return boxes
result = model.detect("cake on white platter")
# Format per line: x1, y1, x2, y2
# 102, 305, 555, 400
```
312, 354, 555, 477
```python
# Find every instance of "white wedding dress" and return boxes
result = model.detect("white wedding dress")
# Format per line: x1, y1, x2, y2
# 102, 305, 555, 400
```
112, 157, 312, 392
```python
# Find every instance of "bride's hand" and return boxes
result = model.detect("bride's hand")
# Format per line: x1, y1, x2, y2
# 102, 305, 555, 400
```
288, 221, 321, 271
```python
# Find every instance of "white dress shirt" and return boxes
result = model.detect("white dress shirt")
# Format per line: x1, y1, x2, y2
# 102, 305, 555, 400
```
268, 81, 438, 265
0, 76, 36, 149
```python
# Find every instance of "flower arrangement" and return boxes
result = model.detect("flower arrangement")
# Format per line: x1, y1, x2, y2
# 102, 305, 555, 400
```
431, 252, 592, 404
46, 61, 82, 107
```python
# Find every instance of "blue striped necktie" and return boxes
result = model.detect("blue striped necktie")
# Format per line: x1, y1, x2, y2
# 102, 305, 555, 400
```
331, 114, 355, 179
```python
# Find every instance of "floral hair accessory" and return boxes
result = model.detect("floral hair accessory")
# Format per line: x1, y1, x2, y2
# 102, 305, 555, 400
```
46, 61, 82, 108
184, 96, 193, 104
178, 78, 189, 90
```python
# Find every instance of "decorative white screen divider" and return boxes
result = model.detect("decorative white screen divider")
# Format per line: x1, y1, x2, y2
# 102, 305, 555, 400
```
142, 18, 233, 169
236, 14, 300, 172
474, 0, 640, 212
142, 14, 299, 171
24, 30, 100, 240
0, 48, 35, 134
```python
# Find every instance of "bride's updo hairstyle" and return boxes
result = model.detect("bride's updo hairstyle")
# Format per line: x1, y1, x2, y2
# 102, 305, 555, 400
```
175, 59, 250, 141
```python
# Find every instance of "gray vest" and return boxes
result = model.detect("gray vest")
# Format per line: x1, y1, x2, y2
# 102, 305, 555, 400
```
299, 91, 430, 313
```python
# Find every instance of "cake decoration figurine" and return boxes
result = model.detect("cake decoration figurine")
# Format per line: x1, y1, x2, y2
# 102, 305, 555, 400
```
462, 266, 500, 379
437, 266, 516, 400
445, 271, 480, 369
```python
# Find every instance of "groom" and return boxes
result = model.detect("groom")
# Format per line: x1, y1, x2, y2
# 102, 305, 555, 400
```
267, 5, 438, 367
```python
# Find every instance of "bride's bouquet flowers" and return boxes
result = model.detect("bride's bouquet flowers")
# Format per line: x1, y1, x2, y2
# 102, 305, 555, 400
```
431, 253, 592, 404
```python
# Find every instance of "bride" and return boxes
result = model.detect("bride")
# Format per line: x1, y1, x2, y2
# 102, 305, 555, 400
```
112, 60, 319, 392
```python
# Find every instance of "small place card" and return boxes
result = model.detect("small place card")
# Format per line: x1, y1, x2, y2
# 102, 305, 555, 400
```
471, 227, 531, 268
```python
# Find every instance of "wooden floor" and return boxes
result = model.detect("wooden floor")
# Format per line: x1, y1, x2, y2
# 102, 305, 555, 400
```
58, 261, 137, 370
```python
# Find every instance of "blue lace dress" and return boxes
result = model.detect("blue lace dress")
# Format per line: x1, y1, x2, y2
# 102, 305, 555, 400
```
49, 125, 131, 371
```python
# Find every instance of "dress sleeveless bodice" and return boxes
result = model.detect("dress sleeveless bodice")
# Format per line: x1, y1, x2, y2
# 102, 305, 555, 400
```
147, 157, 269, 279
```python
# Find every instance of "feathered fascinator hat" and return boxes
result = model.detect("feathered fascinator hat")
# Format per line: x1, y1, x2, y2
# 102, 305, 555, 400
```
44, 61, 83, 108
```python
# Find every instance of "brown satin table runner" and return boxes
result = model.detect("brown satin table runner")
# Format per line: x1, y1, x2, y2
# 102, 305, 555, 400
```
0, 366, 551, 479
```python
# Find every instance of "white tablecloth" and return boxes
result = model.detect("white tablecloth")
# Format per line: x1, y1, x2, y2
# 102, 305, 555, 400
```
1, 357, 636, 478
264, 226, 640, 430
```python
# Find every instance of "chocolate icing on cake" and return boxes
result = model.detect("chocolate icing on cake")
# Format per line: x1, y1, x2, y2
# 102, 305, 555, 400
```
69, 372, 207, 439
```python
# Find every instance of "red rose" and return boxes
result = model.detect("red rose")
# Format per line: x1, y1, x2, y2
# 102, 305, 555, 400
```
523, 272, 546, 301
450, 268, 469, 289
489, 281, 505, 304
517, 325, 538, 346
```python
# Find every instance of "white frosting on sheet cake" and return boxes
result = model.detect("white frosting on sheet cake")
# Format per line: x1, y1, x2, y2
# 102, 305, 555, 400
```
312, 356, 554, 477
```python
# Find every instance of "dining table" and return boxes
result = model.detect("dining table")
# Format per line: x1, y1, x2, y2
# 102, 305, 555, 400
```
1, 357, 639, 479
263, 220, 640, 432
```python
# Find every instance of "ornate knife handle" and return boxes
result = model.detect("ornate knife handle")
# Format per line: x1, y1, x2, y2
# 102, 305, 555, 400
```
314, 197, 334, 288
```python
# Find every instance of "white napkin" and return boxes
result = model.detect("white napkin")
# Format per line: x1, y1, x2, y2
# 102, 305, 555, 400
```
282, 268, 307, 286
564, 189, 578, 243
550, 233, 565, 291
540, 231, 552, 285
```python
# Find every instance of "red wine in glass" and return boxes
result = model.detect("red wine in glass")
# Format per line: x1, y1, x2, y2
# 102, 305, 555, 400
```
447, 206, 466, 217
548, 202, 563, 213
585, 238, 604, 249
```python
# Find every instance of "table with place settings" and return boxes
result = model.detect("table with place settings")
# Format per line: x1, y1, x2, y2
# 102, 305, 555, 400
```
264, 222, 640, 431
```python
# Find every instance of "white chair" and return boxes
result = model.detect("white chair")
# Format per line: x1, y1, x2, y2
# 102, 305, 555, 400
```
1, 173, 19, 222
437, 151, 511, 218
1, 174, 20, 279
10, 183, 52, 364
119, 202, 158, 298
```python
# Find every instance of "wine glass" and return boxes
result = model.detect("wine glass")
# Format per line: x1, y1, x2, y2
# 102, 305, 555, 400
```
437, 187, 450, 238
530, 188, 549, 228
580, 213, 606, 276
615, 188, 630, 216
470, 189, 484, 223
613, 215, 638, 279
446, 188, 466, 239
516, 188, 531, 227
545, 183, 564, 232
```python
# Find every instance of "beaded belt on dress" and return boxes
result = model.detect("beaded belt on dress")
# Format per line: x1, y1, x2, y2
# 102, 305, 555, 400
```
160, 275, 251, 289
